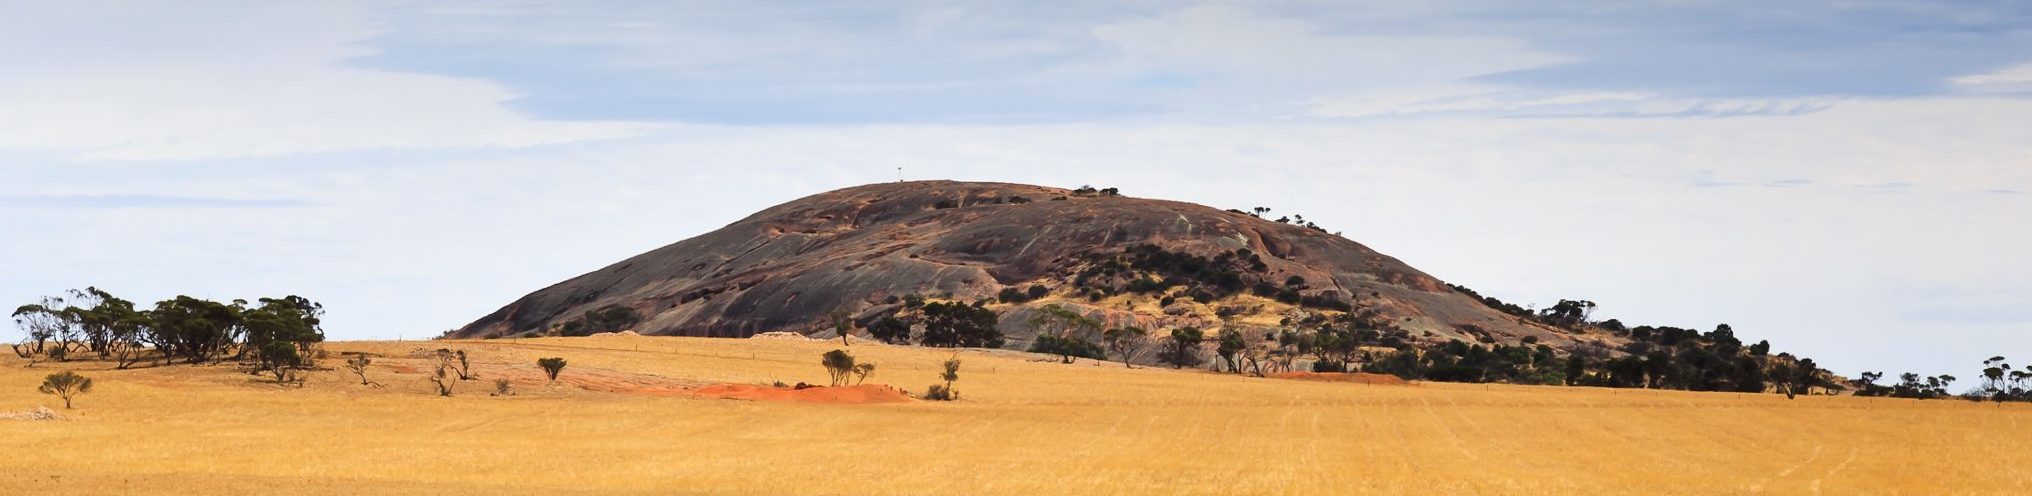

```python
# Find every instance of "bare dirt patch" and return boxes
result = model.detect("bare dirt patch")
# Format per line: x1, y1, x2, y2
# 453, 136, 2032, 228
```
1270, 372, 1410, 385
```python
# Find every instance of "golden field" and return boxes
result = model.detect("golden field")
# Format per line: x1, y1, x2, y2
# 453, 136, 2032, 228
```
2, 335, 2027, 495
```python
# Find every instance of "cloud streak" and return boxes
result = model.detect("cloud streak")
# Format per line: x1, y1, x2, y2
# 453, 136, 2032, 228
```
0, 195, 315, 209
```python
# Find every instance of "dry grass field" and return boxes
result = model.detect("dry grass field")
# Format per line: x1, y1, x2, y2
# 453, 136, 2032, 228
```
2, 335, 2027, 495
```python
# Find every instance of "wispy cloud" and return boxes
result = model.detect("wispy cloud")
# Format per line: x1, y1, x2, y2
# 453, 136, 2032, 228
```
0, 194, 315, 209
351, 1, 2032, 124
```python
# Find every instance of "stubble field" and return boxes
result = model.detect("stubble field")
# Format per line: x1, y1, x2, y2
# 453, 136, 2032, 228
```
2, 335, 2026, 495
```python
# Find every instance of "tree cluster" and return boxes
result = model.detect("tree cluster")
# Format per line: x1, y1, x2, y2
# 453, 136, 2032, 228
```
820, 349, 877, 387
1070, 244, 1294, 308
554, 304, 641, 337
1848, 371, 1957, 399
858, 298, 1006, 349
1025, 304, 1107, 363
11, 289, 325, 380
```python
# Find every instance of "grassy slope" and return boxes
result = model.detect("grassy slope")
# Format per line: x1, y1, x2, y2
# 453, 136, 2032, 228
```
1, 336, 2027, 495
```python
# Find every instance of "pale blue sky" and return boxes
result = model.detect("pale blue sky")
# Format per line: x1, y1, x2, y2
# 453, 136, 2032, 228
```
2, 1, 2028, 382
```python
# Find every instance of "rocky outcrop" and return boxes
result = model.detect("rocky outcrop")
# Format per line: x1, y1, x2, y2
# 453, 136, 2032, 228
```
453, 181, 1578, 348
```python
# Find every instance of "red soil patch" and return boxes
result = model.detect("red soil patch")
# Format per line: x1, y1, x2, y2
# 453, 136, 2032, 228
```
1270, 372, 1409, 385
692, 384, 913, 404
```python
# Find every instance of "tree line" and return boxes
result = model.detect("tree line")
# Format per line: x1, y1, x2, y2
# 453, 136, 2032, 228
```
11, 288, 325, 376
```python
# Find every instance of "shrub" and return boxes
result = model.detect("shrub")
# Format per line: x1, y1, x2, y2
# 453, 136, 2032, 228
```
1026, 285, 1049, 299
38, 370, 93, 409
537, 357, 567, 382
491, 379, 515, 396
997, 287, 1030, 304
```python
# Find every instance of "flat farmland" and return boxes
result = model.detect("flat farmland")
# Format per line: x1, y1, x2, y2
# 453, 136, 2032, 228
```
3, 336, 2026, 495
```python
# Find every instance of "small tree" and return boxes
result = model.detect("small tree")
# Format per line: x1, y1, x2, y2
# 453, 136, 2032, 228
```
257, 341, 305, 386
1160, 327, 1204, 369
428, 350, 459, 397
38, 370, 92, 409
822, 349, 857, 386
343, 353, 380, 387
926, 355, 961, 401
830, 309, 855, 346
1103, 327, 1151, 368
1216, 328, 1246, 373
537, 357, 567, 382
491, 379, 515, 397
852, 362, 876, 385
454, 350, 475, 380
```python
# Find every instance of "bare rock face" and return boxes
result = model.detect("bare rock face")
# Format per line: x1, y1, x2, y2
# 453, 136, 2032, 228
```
452, 181, 1574, 347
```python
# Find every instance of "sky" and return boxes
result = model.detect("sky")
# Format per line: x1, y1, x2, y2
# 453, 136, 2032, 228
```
2, 0, 2028, 383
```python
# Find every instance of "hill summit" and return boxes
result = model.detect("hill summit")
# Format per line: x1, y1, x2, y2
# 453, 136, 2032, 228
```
453, 181, 1583, 349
